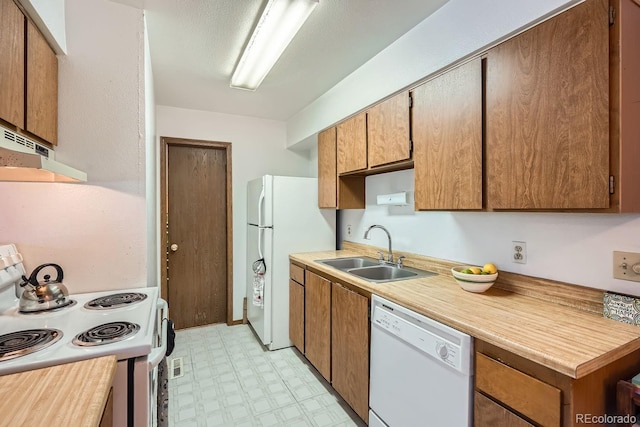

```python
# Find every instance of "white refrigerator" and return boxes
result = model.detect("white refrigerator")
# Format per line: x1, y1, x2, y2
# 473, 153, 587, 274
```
246, 175, 336, 350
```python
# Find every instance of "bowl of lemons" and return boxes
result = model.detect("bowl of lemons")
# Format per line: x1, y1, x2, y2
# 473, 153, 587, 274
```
451, 263, 498, 293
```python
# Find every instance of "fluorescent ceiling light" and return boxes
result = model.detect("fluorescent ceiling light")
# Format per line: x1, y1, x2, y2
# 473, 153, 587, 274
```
231, 0, 319, 91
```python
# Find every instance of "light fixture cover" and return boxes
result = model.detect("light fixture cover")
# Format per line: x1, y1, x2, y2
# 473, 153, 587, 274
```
231, 0, 319, 91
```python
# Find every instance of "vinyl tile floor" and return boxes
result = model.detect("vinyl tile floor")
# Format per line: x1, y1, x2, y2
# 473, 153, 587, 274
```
167, 323, 367, 427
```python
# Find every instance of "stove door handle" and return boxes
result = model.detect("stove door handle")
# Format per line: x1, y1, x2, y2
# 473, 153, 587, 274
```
148, 298, 168, 370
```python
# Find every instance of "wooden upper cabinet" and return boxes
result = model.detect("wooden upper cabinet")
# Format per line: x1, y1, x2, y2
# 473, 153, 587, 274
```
368, 91, 411, 168
413, 58, 482, 210
26, 19, 58, 145
337, 112, 367, 174
0, 0, 25, 129
318, 127, 337, 208
485, 0, 609, 210
331, 283, 369, 423
304, 270, 331, 381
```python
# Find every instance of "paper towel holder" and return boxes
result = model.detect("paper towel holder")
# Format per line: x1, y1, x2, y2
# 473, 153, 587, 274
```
376, 192, 408, 206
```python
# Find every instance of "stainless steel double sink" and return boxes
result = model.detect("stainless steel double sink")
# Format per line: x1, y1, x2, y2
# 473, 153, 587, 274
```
316, 256, 436, 283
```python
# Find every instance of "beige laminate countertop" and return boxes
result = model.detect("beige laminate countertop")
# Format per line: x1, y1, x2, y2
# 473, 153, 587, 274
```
0, 355, 117, 427
290, 249, 640, 379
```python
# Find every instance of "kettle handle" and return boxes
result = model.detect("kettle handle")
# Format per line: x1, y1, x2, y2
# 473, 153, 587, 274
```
26, 263, 64, 287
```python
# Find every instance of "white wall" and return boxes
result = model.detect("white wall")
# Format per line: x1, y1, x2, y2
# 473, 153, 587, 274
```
0, 0, 147, 294
286, 0, 580, 146
144, 15, 158, 287
155, 106, 313, 320
342, 171, 640, 296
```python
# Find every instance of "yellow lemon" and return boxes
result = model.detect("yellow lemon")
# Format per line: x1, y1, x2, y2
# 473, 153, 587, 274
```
469, 267, 482, 275
482, 263, 498, 274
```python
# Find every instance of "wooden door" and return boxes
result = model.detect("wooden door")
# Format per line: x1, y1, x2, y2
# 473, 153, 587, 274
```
337, 112, 367, 174
289, 279, 304, 353
331, 283, 369, 423
0, 0, 25, 129
368, 91, 411, 168
165, 141, 231, 329
485, 0, 609, 209
413, 58, 482, 210
304, 270, 331, 381
318, 127, 337, 208
26, 19, 57, 145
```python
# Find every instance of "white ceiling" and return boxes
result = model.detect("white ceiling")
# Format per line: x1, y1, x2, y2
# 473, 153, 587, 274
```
140, 0, 449, 121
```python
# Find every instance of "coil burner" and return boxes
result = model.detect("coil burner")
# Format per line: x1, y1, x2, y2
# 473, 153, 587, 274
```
0, 329, 62, 361
84, 292, 147, 310
73, 321, 140, 347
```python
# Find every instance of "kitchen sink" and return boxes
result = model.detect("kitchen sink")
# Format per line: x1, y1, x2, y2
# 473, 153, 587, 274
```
316, 257, 436, 283
316, 257, 379, 270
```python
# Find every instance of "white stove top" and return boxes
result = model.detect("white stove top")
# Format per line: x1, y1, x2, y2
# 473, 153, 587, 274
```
0, 244, 159, 376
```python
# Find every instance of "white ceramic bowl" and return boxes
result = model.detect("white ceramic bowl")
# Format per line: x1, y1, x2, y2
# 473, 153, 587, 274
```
451, 266, 498, 293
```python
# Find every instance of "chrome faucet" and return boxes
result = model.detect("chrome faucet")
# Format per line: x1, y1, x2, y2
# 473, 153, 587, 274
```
364, 225, 393, 263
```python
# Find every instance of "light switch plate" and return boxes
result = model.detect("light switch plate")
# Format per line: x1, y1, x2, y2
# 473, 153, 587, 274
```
613, 251, 640, 282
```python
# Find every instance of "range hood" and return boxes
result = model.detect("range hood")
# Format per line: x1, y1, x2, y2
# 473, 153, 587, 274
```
0, 126, 87, 182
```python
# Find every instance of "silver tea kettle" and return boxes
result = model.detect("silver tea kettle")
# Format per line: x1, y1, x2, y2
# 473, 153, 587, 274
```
19, 263, 71, 313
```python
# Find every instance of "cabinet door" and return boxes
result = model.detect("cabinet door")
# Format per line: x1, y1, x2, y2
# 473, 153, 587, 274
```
26, 20, 58, 145
337, 112, 367, 174
485, 0, 609, 209
413, 59, 482, 210
304, 271, 331, 381
289, 279, 304, 353
0, 0, 25, 129
318, 127, 337, 208
474, 392, 534, 427
331, 283, 369, 423
368, 91, 411, 168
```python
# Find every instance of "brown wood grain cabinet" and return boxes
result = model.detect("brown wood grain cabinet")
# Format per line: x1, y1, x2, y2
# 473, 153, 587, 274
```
337, 112, 367, 174
474, 392, 534, 427
26, 19, 58, 145
304, 270, 331, 381
289, 263, 305, 353
476, 340, 640, 427
0, 0, 25, 129
367, 91, 411, 168
0, 0, 58, 146
485, 0, 610, 210
331, 282, 369, 423
318, 127, 365, 209
318, 127, 338, 208
412, 58, 482, 210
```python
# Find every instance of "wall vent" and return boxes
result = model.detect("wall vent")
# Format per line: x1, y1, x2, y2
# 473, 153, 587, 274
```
169, 357, 184, 379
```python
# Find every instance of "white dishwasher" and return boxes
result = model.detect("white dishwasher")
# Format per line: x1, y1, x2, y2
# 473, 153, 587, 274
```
369, 295, 474, 427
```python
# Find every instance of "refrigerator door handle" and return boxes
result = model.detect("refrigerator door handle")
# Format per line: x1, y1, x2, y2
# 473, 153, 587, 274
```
258, 178, 266, 227
258, 225, 264, 260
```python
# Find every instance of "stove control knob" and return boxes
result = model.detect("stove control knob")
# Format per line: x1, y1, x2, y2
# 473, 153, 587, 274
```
170, 244, 179, 252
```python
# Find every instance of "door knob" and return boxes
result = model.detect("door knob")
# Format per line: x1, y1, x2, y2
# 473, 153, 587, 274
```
170, 244, 178, 252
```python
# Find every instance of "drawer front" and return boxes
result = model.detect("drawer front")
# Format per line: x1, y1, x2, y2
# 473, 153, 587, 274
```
474, 391, 534, 427
290, 263, 305, 284
475, 353, 561, 427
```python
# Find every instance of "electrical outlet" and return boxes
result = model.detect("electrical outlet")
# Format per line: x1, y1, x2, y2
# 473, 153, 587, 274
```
613, 251, 640, 282
346, 224, 352, 237
512, 241, 527, 264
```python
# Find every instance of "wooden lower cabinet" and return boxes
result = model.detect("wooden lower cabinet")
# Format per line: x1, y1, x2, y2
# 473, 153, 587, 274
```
304, 270, 332, 381
331, 283, 369, 423
476, 340, 640, 427
474, 392, 534, 427
289, 279, 304, 353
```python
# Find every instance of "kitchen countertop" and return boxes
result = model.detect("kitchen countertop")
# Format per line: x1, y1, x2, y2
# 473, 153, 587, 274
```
0, 355, 117, 426
290, 247, 640, 379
